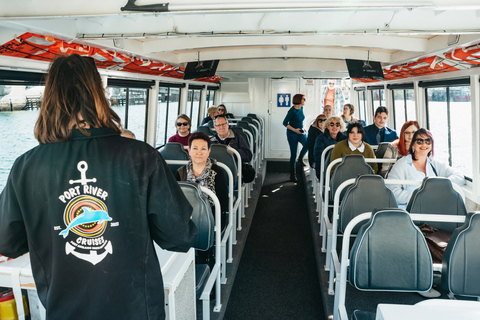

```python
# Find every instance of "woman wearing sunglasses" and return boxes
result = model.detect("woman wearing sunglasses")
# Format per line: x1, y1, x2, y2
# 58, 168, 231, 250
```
313, 116, 346, 178
387, 128, 465, 209
168, 114, 192, 146
329, 121, 378, 176
306, 114, 327, 168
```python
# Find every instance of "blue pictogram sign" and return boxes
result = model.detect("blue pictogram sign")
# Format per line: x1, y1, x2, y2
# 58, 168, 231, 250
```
277, 93, 291, 107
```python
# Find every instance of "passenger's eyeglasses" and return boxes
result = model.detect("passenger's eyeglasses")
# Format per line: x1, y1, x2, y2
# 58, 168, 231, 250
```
318, 119, 326, 123
404, 131, 416, 136
176, 122, 189, 126
415, 138, 432, 145
214, 123, 228, 128
329, 122, 341, 127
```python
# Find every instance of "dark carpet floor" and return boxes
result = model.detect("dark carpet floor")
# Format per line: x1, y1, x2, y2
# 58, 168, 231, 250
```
223, 162, 325, 320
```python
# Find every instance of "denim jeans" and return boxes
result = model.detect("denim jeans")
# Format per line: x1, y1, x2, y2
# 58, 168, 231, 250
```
287, 130, 308, 169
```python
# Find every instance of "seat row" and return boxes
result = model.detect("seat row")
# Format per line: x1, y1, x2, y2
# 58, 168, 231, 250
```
160, 113, 264, 320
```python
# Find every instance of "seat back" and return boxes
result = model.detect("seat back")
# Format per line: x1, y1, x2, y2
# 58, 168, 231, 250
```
406, 177, 467, 232
206, 119, 215, 129
374, 142, 391, 158
247, 113, 258, 120
241, 117, 253, 124
330, 155, 373, 202
160, 142, 189, 175
196, 125, 214, 136
442, 212, 480, 297
236, 121, 256, 152
230, 126, 250, 146
339, 175, 397, 233
349, 208, 433, 291
210, 144, 238, 186
178, 182, 214, 251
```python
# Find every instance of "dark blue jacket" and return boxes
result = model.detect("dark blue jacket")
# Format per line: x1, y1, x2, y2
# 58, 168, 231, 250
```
283, 106, 305, 129
363, 124, 399, 145
314, 130, 346, 178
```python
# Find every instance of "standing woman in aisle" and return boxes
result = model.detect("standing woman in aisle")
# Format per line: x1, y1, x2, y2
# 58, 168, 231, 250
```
283, 93, 308, 182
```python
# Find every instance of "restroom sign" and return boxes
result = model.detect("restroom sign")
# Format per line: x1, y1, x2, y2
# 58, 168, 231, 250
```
277, 93, 291, 107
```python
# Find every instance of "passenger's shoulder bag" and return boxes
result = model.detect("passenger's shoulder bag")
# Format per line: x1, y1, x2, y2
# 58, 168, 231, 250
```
419, 223, 451, 264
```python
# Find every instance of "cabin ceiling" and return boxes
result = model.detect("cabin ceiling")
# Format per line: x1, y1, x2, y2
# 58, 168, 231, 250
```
1, 0, 480, 80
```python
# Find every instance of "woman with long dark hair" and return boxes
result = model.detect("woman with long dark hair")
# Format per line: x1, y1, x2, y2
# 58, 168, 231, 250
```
0, 54, 197, 320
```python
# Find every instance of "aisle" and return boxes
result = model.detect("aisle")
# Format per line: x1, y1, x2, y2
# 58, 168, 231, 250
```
224, 162, 325, 320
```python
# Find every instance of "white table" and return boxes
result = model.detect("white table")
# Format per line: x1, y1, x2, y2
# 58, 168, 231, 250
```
376, 300, 480, 320
0, 248, 196, 320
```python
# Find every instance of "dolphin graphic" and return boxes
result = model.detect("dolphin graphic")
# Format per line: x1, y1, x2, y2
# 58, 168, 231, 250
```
59, 207, 112, 238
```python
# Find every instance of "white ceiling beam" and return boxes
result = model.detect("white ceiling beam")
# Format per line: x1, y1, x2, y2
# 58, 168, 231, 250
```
166, 47, 392, 64
142, 35, 427, 54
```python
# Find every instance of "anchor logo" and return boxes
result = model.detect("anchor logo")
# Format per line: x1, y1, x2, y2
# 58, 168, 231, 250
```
65, 241, 113, 265
69, 161, 96, 185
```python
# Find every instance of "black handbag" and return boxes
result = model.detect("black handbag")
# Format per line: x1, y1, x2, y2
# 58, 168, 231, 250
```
242, 163, 255, 183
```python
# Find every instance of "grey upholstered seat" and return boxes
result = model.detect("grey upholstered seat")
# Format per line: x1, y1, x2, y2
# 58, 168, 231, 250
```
350, 208, 433, 292
442, 212, 480, 297
178, 182, 215, 299
236, 120, 256, 153
160, 142, 189, 175
231, 126, 250, 147
406, 177, 467, 232
196, 125, 214, 136
330, 155, 373, 202
210, 144, 238, 187
178, 182, 214, 251
338, 175, 397, 234
374, 142, 391, 158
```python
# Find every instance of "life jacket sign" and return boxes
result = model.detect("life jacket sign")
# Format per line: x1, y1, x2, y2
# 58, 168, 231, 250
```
56, 161, 114, 265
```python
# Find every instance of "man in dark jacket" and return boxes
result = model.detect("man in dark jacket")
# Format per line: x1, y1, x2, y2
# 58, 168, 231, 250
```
363, 106, 399, 145
0, 54, 198, 320
210, 115, 253, 163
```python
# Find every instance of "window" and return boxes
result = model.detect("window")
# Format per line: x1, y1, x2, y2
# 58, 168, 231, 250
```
156, 86, 181, 147
0, 84, 44, 190
392, 89, 416, 130
206, 90, 216, 108
371, 89, 385, 114
356, 90, 367, 122
425, 85, 472, 178
187, 87, 202, 130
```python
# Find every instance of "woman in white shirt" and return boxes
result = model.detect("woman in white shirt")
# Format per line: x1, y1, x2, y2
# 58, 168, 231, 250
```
387, 128, 465, 209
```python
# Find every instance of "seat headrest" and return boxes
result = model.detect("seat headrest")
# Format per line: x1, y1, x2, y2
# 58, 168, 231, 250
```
330, 155, 374, 201
349, 208, 433, 292
160, 142, 188, 160
442, 212, 480, 297
178, 182, 214, 251
210, 144, 237, 183
339, 175, 398, 233
406, 177, 466, 232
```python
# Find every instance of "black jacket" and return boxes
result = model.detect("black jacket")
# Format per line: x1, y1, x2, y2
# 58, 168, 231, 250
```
0, 128, 198, 320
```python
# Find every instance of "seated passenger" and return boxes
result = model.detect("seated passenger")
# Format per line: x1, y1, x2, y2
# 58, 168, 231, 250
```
217, 104, 234, 119
340, 103, 358, 124
201, 106, 219, 126
363, 106, 399, 145
168, 114, 192, 146
323, 104, 334, 118
210, 115, 253, 163
379, 120, 419, 178
313, 116, 346, 178
176, 132, 228, 231
387, 128, 466, 209
307, 114, 327, 168
120, 129, 136, 139
330, 121, 378, 176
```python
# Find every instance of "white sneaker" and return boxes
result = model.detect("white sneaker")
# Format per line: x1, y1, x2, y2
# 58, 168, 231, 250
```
418, 288, 441, 298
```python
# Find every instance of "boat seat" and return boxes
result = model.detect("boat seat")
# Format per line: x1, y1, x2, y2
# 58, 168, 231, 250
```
210, 144, 238, 187
374, 142, 391, 174
339, 174, 397, 234
442, 212, 480, 297
351, 310, 376, 320
196, 125, 214, 136
160, 142, 189, 175
195, 264, 210, 299
330, 155, 373, 202
350, 208, 433, 292
406, 177, 467, 232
